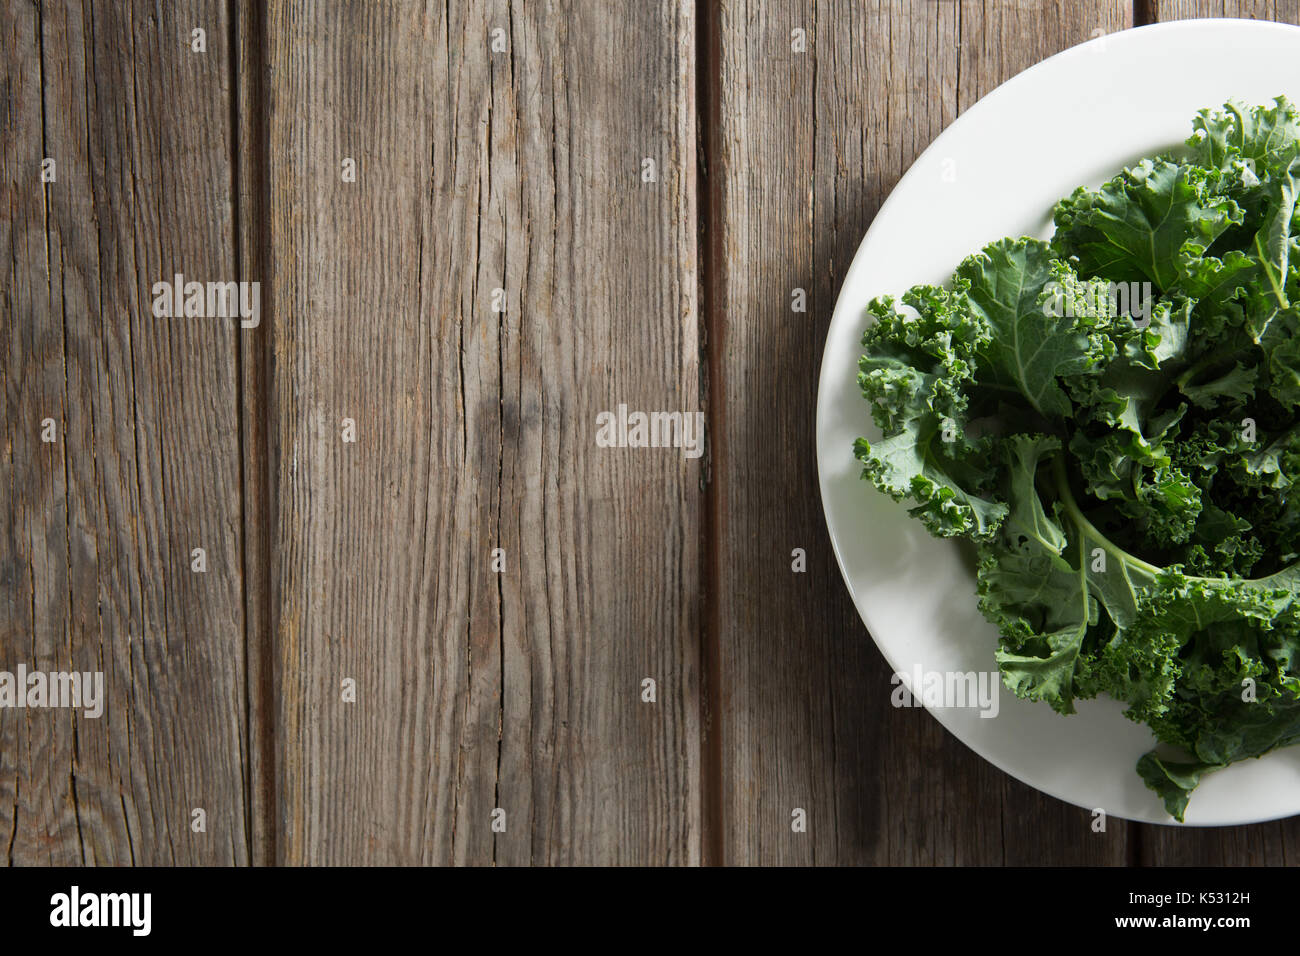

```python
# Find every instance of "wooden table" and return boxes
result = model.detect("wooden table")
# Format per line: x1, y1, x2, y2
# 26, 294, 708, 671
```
4, 0, 1299, 866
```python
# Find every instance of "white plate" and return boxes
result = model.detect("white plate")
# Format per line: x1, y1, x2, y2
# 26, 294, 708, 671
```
816, 18, 1300, 826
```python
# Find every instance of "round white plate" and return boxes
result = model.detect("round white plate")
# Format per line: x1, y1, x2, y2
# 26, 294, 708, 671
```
816, 18, 1300, 826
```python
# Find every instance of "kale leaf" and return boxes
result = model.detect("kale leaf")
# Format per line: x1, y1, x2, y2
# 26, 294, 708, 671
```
855, 98, 1300, 821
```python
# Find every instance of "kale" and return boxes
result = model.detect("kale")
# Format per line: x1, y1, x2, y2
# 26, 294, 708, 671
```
854, 98, 1300, 820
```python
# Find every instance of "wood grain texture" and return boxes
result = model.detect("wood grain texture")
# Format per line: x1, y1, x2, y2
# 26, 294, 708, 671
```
1150, 0, 1300, 20
1133, 0, 1300, 868
0, 0, 251, 863
7, 0, 1300, 870
708, 0, 1133, 865
265, 0, 701, 865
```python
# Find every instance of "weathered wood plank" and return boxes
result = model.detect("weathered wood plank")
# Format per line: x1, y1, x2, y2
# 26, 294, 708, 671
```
1151, 0, 1300, 22
709, 0, 1131, 865
1134, 0, 1300, 867
266, 0, 701, 865
1, 0, 250, 864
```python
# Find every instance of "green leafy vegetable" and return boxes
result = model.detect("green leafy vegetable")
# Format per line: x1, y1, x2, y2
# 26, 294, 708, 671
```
855, 98, 1300, 821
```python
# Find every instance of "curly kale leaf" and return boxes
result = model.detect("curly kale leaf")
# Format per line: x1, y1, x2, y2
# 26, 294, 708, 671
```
854, 283, 1007, 540
1188, 96, 1300, 183
1053, 159, 1243, 291
959, 239, 1113, 416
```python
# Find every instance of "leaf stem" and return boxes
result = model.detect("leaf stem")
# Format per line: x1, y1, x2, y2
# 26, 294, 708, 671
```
1049, 453, 1166, 577
1048, 449, 1300, 587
